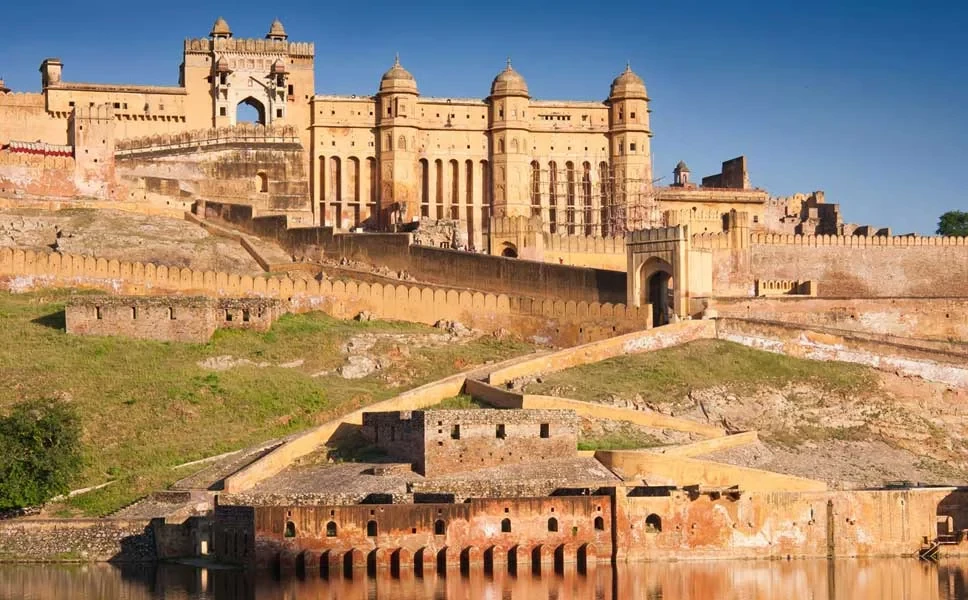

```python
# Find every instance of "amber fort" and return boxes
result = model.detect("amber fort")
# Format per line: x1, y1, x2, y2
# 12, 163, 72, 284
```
0, 16, 967, 578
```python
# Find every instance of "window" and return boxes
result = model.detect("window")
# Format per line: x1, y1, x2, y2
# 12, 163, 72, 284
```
131, 307, 137, 320
753, 216, 760, 223
540, 424, 550, 438
501, 518, 511, 533
548, 518, 558, 532
159, 104, 164, 111
451, 424, 460, 440
225, 310, 233, 322
288, 84, 294, 95
630, 112, 636, 119
366, 520, 378, 537
242, 309, 250, 322
276, 109, 283, 118
594, 516, 605, 531
645, 514, 662, 533
434, 520, 445, 535
68, 101, 75, 107
284, 521, 296, 538
496, 424, 506, 439
219, 107, 227, 116
113, 102, 120, 109
95, 306, 102, 320
167, 307, 175, 320
326, 521, 337, 537
630, 143, 637, 152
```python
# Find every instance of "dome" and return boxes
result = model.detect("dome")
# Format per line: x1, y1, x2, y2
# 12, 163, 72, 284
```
379, 55, 418, 94
271, 58, 288, 74
490, 58, 529, 98
215, 56, 231, 73
609, 64, 647, 100
675, 160, 690, 173
210, 17, 232, 38
266, 19, 287, 40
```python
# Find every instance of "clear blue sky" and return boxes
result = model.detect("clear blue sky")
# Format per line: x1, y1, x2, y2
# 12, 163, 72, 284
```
2, 0, 966, 234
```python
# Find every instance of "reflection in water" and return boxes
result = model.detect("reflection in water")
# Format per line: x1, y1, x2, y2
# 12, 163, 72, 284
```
2, 558, 968, 600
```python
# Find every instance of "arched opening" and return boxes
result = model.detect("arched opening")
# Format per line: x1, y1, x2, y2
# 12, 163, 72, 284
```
594, 516, 605, 531
548, 517, 559, 532
501, 518, 512, 533
501, 243, 518, 258
326, 521, 337, 537
284, 521, 296, 538
256, 172, 268, 193
434, 520, 446, 536
366, 520, 378, 537
640, 258, 673, 327
236, 97, 266, 125
645, 514, 662, 533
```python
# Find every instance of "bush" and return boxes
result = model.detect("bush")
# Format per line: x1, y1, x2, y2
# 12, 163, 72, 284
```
0, 399, 83, 510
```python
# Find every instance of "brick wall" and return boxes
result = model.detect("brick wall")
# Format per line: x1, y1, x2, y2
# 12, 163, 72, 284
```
362, 409, 578, 476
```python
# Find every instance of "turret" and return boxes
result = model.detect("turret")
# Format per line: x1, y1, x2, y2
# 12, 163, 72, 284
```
40, 58, 63, 88
488, 59, 531, 219
607, 64, 652, 232
266, 19, 287, 41
673, 161, 690, 186
210, 17, 232, 39
376, 56, 419, 228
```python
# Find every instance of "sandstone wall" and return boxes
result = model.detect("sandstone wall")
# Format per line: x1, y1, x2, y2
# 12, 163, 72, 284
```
0, 93, 69, 146
708, 296, 968, 343
743, 234, 968, 298
0, 248, 648, 347
0, 519, 156, 562
0, 150, 79, 199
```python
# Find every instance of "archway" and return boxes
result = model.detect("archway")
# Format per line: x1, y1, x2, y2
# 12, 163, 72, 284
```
639, 258, 673, 327
501, 242, 518, 258
236, 97, 266, 125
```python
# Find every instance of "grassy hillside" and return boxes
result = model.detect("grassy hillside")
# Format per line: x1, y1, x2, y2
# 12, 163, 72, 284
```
0, 291, 532, 515
526, 339, 875, 402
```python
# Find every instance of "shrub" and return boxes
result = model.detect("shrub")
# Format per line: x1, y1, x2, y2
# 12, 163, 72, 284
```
0, 399, 83, 510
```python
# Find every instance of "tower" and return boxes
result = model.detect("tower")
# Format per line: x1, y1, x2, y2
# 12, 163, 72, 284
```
673, 161, 690, 186
607, 64, 652, 232
487, 59, 532, 219
375, 56, 420, 228
39, 58, 63, 88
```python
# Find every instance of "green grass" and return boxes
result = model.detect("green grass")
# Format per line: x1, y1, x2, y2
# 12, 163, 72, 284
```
428, 394, 488, 410
0, 290, 532, 515
577, 430, 666, 451
527, 339, 875, 403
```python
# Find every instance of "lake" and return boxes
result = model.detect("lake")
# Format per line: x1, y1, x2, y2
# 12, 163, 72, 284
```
1, 557, 967, 599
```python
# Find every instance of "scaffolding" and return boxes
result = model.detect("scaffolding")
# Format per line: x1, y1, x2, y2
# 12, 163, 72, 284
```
528, 164, 664, 237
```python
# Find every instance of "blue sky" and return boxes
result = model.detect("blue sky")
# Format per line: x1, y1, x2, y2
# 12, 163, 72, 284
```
2, 0, 966, 234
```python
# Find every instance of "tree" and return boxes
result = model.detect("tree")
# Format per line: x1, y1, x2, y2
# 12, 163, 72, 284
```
0, 399, 83, 510
937, 211, 968, 237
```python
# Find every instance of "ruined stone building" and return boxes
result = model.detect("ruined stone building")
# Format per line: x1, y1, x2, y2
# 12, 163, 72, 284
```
0, 17, 844, 253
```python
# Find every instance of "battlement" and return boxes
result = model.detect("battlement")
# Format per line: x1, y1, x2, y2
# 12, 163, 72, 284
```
751, 233, 968, 247
0, 92, 46, 107
628, 226, 688, 244
115, 123, 300, 156
5, 141, 73, 157
47, 82, 186, 96
691, 231, 732, 250
184, 37, 314, 57
72, 104, 114, 121
755, 279, 816, 296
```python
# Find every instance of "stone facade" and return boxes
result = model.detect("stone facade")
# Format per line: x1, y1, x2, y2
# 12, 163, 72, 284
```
361, 409, 578, 476
65, 295, 281, 342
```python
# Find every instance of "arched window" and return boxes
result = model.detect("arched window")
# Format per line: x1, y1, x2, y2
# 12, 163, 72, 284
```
501, 518, 512, 533
498, 138, 505, 153
510, 138, 518, 153
367, 520, 378, 537
284, 521, 296, 538
434, 520, 446, 535
326, 521, 337, 537
594, 516, 605, 531
257, 172, 268, 193
385, 134, 392, 151
548, 517, 558, 533
398, 135, 407, 151
645, 514, 662, 533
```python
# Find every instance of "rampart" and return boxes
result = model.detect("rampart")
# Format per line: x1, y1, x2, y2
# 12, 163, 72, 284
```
0, 518, 156, 562
115, 124, 301, 158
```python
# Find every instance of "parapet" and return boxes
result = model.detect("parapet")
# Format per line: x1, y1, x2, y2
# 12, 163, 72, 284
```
184, 37, 314, 58
627, 225, 688, 244
115, 123, 300, 156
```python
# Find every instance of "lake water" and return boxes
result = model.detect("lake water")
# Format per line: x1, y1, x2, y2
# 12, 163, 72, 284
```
2, 558, 967, 599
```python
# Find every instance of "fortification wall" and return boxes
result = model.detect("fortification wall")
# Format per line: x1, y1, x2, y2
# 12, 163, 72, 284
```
708, 296, 968, 343
204, 203, 628, 304
746, 234, 968, 297
619, 487, 968, 561
0, 93, 69, 146
238, 495, 612, 571
0, 247, 647, 348
541, 232, 627, 271
0, 518, 156, 562
0, 149, 79, 199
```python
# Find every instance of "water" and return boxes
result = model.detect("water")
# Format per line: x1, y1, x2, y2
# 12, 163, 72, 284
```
1, 558, 967, 599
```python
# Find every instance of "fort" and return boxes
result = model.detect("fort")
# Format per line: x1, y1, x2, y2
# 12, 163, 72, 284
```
0, 15, 966, 579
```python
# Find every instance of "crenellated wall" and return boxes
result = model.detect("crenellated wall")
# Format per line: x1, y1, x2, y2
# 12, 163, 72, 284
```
0, 247, 648, 347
